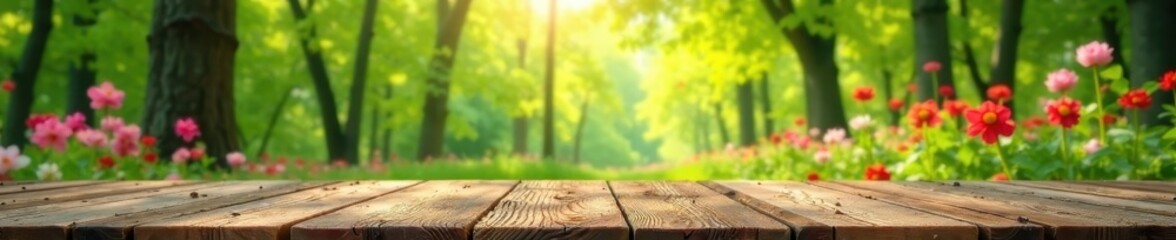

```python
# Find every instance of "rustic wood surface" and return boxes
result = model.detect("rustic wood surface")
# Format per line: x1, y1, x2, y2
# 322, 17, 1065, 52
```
0, 180, 1171, 240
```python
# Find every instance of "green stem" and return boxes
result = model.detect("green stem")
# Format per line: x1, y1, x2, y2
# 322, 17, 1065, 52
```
931, 73, 940, 103
994, 142, 1012, 180
923, 128, 936, 179
1092, 68, 1107, 143
1060, 128, 1070, 179
1133, 109, 1143, 167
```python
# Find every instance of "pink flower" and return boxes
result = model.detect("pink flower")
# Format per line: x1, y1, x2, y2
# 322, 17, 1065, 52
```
101, 116, 125, 132
87, 81, 125, 110
64, 112, 88, 132
111, 126, 141, 157
174, 118, 201, 143
0, 146, 31, 174
25, 114, 58, 129
1045, 69, 1079, 93
1076, 41, 1114, 68
1084, 139, 1102, 154
30, 120, 71, 152
822, 128, 846, 144
227, 152, 246, 167
923, 61, 942, 73
74, 129, 109, 148
166, 171, 182, 181
172, 148, 191, 164
813, 148, 831, 164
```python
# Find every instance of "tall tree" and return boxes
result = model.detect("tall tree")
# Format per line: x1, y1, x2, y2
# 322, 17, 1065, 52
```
912, 0, 955, 102
572, 95, 590, 163
1, 0, 53, 147
735, 79, 757, 146
512, 39, 529, 155
286, 0, 380, 164
960, 0, 1023, 113
540, 0, 557, 159
144, 0, 240, 167
1126, 0, 1176, 125
713, 102, 731, 144
759, 0, 848, 132
758, 72, 774, 136
67, 0, 98, 125
416, 0, 476, 160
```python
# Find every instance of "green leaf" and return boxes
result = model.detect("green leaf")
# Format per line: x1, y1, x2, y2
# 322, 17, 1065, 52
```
1110, 77, 1129, 95
1142, 81, 1159, 93
1163, 127, 1176, 140
1100, 64, 1123, 80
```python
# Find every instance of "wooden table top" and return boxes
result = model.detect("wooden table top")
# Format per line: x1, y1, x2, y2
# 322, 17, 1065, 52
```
0, 180, 1173, 240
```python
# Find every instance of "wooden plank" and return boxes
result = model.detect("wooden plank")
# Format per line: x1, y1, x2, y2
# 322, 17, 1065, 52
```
1002, 181, 1176, 202
0, 181, 296, 240
290, 180, 517, 240
888, 181, 1176, 239
811, 181, 1043, 240
1074, 181, 1176, 196
134, 181, 418, 240
0, 181, 106, 195
706, 181, 974, 240
960, 181, 1176, 216
73, 181, 336, 240
472, 181, 628, 240
0, 181, 196, 211
613, 181, 789, 240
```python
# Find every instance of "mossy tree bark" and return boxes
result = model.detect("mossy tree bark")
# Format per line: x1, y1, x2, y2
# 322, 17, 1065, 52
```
144, 0, 240, 168
417, 0, 475, 160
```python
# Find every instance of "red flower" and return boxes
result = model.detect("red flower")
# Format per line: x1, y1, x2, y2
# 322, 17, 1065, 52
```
990, 173, 1009, 181
140, 136, 157, 147
944, 100, 969, 118
1046, 98, 1082, 129
852, 87, 875, 102
98, 156, 116, 169
1118, 89, 1152, 110
25, 113, 58, 129
1, 79, 13, 92
923, 61, 942, 73
1102, 114, 1118, 125
864, 163, 891, 181
965, 101, 1016, 144
806, 171, 820, 181
143, 152, 158, 164
1161, 70, 1175, 91
888, 98, 904, 111
1022, 116, 1047, 129
907, 100, 941, 129
770, 133, 784, 146
986, 84, 1012, 103
794, 117, 806, 126
938, 86, 955, 100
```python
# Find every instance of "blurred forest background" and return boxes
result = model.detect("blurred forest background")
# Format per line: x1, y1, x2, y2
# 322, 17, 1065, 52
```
0, 0, 1171, 171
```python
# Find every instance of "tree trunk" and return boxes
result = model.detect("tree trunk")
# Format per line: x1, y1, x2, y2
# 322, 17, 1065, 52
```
987, 0, 1023, 113
713, 102, 731, 145
342, 0, 379, 164
512, 39, 529, 156
758, 72, 774, 136
572, 97, 589, 164
145, 0, 240, 168
1100, 7, 1129, 80
882, 70, 900, 126
381, 85, 394, 162
67, 2, 98, 125
1, 0, 53, 147
416, 0, 475, 160
367, 103, 379, 162
760, 0, 848, 132
913, 0, 955, 102
287, 0, 346, 162
1127, 0, 1176, 125
540, 0, 557, 159
256, 86, 294, 158
736, 80, 757, 146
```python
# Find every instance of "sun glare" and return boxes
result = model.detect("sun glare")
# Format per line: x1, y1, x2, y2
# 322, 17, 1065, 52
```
530, 0, 596, 13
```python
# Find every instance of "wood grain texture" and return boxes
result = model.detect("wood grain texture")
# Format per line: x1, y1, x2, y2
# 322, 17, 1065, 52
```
0, 181, 106, 195
613, 181, 789, 240
958, 181, 1176, 216
290, 180, 518, 240
812, 181, 1042, 240
473, 181, 628, 240
0, 181, 295, 240
72, 181, 335, 240
707, 181, 975, 240
1074, 181, 1176, 195
0, 181, 194, 211
134, 181, 418, 240
889, 181, 1176, 240
1002, 181, 1176, 202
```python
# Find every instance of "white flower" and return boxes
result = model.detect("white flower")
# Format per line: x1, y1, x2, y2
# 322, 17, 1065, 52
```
813, 149, 831, 164
823, 128, 846, 144
0, 145, 31, 174
809, 128, 821, 137
1084, 139, 1102, 154
36, 163, 61, 181
849, 115, 874, 130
